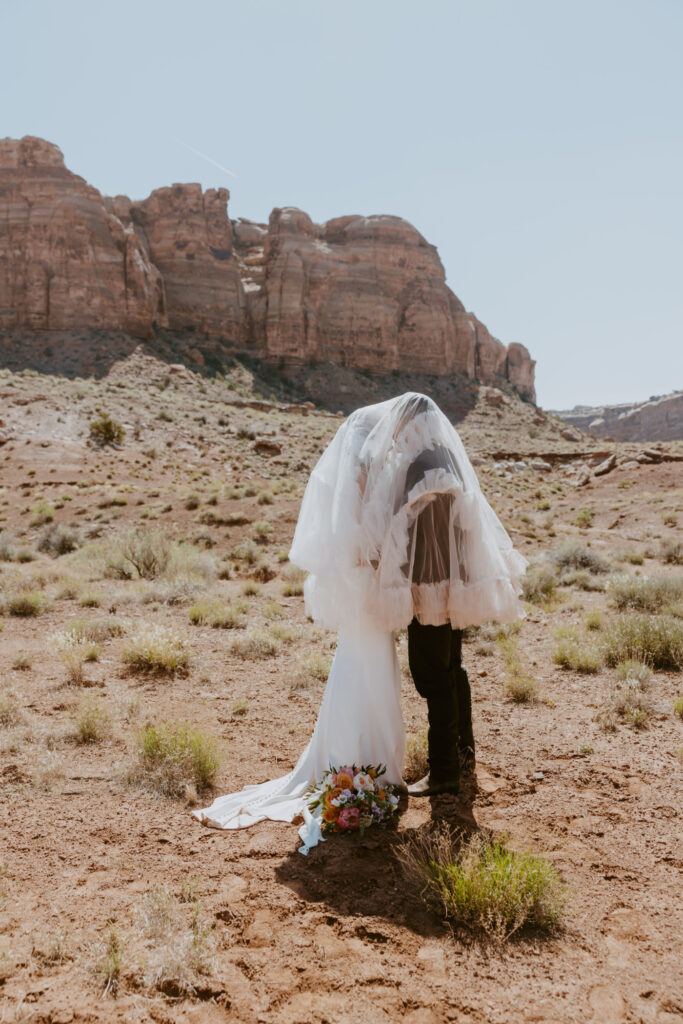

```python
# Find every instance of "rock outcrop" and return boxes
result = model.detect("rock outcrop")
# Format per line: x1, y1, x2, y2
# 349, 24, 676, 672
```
0, 136, 535, 400
0, 137, 165, 338
556, 391, 683, 442
112, 186, 250, 344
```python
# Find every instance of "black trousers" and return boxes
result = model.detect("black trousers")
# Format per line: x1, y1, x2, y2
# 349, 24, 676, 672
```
407, 618, 474, 780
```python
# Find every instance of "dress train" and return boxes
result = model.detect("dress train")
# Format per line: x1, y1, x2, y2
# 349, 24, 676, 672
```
193, 622, 405, 853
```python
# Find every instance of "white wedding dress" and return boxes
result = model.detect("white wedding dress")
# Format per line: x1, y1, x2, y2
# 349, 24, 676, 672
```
193, 621, 405, 853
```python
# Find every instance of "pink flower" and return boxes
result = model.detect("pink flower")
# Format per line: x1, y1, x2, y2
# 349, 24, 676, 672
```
337, 806, 361, 830
332, 767, 355, 789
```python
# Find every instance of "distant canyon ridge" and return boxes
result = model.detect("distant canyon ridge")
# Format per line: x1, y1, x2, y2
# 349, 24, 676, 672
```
0, 136, 535, 402
555, 391, 683, 443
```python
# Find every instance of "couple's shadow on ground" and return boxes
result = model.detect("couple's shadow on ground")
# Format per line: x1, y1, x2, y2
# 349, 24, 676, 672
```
274, 771, 480, 938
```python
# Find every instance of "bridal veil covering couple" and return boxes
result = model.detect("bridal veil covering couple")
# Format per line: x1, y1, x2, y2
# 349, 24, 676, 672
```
194, 392, 528, 852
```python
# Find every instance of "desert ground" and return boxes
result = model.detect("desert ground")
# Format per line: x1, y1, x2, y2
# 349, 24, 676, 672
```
0, 349, 682, 1024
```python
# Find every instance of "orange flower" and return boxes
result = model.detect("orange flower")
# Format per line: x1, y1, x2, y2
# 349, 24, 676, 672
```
333, 770, 354, 790
368, 768, 377, 779
324, 787, 342, 808
323, 804, 339, 823
377, 790, 386, 800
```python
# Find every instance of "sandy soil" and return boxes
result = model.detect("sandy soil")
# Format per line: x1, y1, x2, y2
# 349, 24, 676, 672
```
0, 353, 681, 1023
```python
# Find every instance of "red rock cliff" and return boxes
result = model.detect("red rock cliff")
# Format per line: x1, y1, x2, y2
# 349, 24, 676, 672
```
0, 136, 535, 401
0, 137, 165, 338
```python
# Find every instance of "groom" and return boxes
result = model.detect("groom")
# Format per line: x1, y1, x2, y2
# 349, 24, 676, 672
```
403, 445, 475, 798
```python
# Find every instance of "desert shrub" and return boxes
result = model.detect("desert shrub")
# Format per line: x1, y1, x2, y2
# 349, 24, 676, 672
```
89, 412, 125, 446
521, 562, 557, 604
498, 635, 537, 701
225, 511, 250, 526
0, 533, 16, 562
133, 722, 221, 795
257, 491, 274, 505
585, 611, 603, 631
660, 539, 683, 566
55, 631, 102, 683
574, 508, 594, 529
121, 624, 190, 675
282, 564, 306, 597
673, 696, 683, 720
399, 825, 565, 940
268, 623, 299, 645
6, 591, 46, 617
74, 696, 110, 743
232, 539, 261, 565
614, 548, 644, 565
615, 660, 652, 686
561, 570, 606, 592
252, 520, 273, 543
31, 931, 71, 967
552, 638, 602, 674
106, 529, 171, 580
65, 616, 127, 643
37, 522, 79, 556
29, 500, 54, 527
12, 653, 33, 671
608, 574, 683, 613
597, 678, 652, 731
229, 629, 279, 660
188, 598, 244, 629
602, 614, 683, 670
505, 676, 538, 702
184, 493, 200, 510
551, 539, 609, 575
0, 690, 23, 727
404, 728, 429, 783
79, 591, 101, 608
135, 886, 215, 996
263, 599, 285, 620
56, 579, 81, 601
301, 652, 332, 681
241, 580, 261, 596
98, 926, 123, 996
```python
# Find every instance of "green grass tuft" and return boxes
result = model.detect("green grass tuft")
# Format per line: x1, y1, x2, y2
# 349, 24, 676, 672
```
399, 825, 565, 940
602, 614, 683, 670
133, 721, 221, 796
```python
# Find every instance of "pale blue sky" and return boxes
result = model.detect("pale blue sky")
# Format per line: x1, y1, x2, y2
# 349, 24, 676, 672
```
2, 0, 681, 409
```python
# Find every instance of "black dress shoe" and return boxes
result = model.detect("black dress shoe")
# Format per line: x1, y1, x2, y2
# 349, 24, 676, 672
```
407, 773, 460, 798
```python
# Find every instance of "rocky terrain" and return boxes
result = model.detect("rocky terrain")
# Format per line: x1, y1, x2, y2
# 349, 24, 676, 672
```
557, 391, 683, 442
0, 352, 682, 1023
0, 136, 535, 400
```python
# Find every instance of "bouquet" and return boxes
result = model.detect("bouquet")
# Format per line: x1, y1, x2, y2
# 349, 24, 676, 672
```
307, 764, 400, 836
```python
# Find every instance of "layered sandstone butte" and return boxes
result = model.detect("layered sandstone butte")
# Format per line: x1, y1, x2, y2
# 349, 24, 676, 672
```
0, 136, 536, 400
0, 136, 165, 338
557, 391, 683, 442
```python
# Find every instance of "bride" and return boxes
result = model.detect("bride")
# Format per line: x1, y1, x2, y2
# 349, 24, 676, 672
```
193, 392, 527, 852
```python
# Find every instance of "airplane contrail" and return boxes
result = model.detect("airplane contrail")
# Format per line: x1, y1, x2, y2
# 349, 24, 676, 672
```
173, 138, 238, 178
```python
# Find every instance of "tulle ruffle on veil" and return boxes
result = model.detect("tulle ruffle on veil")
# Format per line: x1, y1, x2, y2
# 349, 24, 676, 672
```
289, 392, 527, 631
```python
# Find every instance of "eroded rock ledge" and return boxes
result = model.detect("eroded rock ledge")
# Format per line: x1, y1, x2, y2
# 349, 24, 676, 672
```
556, 391, 683, 442
0, 136, 535, 401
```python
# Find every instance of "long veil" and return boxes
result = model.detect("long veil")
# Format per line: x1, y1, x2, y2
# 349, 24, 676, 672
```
289, 392, 527, 631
